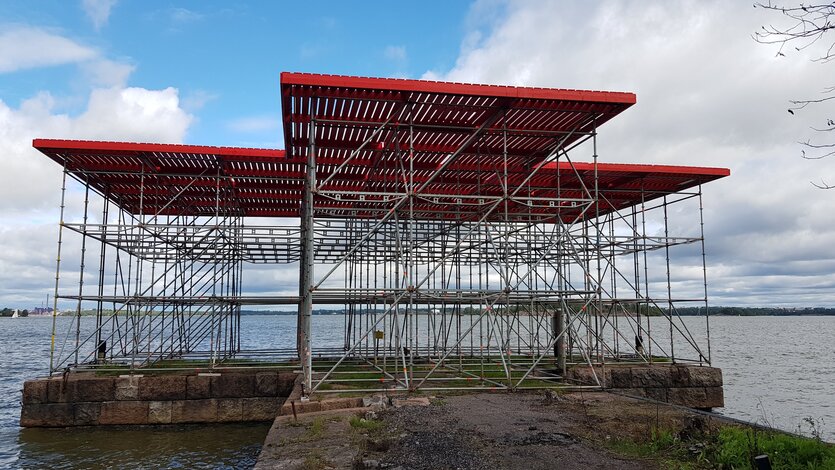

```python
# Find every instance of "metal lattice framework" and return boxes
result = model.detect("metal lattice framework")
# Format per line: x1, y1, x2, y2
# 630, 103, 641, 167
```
36, 73, 729, 394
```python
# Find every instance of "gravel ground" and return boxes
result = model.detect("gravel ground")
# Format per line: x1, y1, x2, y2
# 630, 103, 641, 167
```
257, 391, 719, 469
371, 392, 655, 470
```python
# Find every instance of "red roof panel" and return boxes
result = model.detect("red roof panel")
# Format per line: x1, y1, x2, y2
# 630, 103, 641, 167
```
33, 139, 728, 222
32, 74, 728, 222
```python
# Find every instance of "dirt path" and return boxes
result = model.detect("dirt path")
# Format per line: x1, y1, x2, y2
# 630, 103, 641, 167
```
255, 391, 724, 469
373, 392, 657, 470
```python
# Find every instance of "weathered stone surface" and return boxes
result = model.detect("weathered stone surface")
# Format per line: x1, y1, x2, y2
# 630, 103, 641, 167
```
645, 387, 669, 402
22, 379, 49, 404
618, 388, 647, 398
20, 403, 74, 427
74, 402, 101, 426
218, 398, 244, 422
148, 401, 172, 424
139, 375, 187, 401
687, 367, 723, 388
322, 397, 363, 411
566, 366, 596, 385
668, 387, 710, 408
632, 366, 672, 388
172, 399, 218, 423
670, 365, 691, 386
47, 379, 69, 403
703, 386, 724, 408
99, 401, 149, 425
363, 395, 389, 410
392, 397, 430, 408
255, 372, 278, 396
212, 374, 256, 398
115, 376, 140, 401
242, 397, 282, 421
69, 378, 115, 402
608, 367, 634, 388
186, 375, 212, 399
277, 373, 298, 396
22, 371, 302, 427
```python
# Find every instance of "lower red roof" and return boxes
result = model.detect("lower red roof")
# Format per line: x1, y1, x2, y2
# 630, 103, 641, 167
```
33, 139, 729, 222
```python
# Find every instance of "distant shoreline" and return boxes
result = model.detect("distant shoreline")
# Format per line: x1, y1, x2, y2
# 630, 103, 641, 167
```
4, 307, 834, 318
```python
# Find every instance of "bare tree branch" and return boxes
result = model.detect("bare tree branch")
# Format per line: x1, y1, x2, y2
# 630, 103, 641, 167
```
755, 2, 835, 186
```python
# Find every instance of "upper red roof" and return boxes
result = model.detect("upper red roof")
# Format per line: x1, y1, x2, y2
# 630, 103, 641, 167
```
33, 73, 728, 221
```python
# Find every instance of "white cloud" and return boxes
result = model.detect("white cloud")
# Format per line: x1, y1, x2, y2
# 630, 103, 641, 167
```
0, 86, 192, 213
227, 115, 281, 133
81, 58, 135, 87
181, 89, 219, 112
169, 7, 203, 24
384, 45, 407, 62
0, 26, 138, 90
81, 0, 118, 30
427, 0, 835, 305
0, 84, 193, 308
0, 27, 97, 73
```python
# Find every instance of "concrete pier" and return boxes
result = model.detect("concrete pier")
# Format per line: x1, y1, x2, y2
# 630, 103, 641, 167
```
20, 370, 298, 427
20, 363, 723, 427
565, 363, 724, 409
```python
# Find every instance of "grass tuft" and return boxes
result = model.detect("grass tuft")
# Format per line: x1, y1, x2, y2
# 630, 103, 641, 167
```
349, 415, 382, 431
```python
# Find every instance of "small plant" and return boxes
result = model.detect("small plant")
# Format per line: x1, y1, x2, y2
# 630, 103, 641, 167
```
306, 417, 326, 439
301, 452, 331, 470
798, 416, 826, 441
349, 415, 382, 431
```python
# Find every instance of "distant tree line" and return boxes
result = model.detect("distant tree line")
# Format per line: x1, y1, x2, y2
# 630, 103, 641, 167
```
0, 308, 28, 317
676, 306, 835, 316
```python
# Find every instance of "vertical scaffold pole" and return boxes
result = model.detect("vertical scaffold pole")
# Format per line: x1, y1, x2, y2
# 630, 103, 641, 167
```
74, 183, 91, 366
663, 195, 675, 363
299, 118, 316, 395
698, 185, 711, 364
50, 165, 68, 375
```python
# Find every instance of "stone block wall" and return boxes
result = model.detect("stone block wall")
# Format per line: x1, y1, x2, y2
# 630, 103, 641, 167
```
21, 371, 298, 427
565, 364, 724, 409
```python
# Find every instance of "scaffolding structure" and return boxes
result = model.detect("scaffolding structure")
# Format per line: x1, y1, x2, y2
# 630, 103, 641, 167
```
35, 73, 729, 394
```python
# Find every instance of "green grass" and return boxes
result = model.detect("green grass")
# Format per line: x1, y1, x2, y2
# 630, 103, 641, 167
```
300, 452, 331, 470
714, 427, 835, 470
305, 417, 326, 439
349, 415, 383, 431
609, 427, 680, 459
607, 424, 835, 470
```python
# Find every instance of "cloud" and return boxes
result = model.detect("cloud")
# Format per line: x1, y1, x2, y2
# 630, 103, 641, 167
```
0, 86, 192, 214
169, 7, 203, 24
0, 27, 97, 73
384, 45, 407, 62
181, 89, 219, 112
425, 0, 835, 306
0, 84, 193, 308
0, 26, 137, 90
226, 115, 281, 133
81, 0, 118, 30
81, 58, 135, 87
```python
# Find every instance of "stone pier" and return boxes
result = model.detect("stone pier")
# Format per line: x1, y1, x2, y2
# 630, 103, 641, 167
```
565, 363, 724, 409
20, 370, 299, 427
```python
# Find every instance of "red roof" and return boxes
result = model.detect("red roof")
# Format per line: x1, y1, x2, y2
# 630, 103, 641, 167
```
280, 72, 636, 163
33, 138, 728, 222
33, 73, 728, 221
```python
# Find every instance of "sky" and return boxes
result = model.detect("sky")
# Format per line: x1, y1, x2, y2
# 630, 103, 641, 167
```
0, 0, 834, 308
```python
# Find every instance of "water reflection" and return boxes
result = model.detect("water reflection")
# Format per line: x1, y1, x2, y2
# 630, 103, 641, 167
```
17, 423, 268, 469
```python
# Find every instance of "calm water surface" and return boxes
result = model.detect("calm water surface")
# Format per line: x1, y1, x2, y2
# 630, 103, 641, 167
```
0, 315, 832, 468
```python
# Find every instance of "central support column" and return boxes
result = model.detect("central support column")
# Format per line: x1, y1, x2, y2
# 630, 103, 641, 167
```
299, 119, 316, 395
